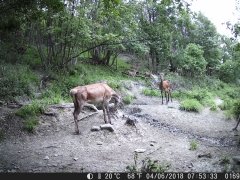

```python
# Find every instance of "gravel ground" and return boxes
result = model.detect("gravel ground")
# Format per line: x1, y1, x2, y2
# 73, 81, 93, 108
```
0, 81, 239, 173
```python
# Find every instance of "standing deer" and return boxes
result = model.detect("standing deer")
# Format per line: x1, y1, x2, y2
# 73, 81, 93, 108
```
159, 73, 172, 105
70, 83, 121, 134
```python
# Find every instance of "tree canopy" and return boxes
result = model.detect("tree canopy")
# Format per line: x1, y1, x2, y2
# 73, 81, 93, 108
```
0, 0, 239, 81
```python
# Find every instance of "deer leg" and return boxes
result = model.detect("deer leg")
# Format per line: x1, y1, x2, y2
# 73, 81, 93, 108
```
73, 104, 82, 135
233, 115, 240, 131
105, 103, 112, 124
169, 90, 173, 102
161, 90, 164, 104
102, 103, 107, 124
165, 91, 168, 104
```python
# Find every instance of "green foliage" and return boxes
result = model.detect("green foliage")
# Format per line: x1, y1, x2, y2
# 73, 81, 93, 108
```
126, 152, 170, 173
42, 63, 125, 102
123, 94, 135, 105
173, 87, 215, 107
218, 60, 237, 83
228, 99, 240, 119
0, 63, 38, 101
15, 102, 45, 118
141, 157, 170, 173
181, 43, 207, 76
142, 88, 161, 97
189, 140, 198, 150
210, 104, 218, 111
179, 99, 202, 112
23, 116, 39, 133
218, 98, 233, 111
21, 46, 41, 69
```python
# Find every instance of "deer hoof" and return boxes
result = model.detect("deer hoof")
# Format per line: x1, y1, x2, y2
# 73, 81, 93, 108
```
73, 131, 81, 135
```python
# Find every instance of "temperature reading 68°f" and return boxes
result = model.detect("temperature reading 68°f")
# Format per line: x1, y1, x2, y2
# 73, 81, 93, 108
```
104, 173, 121, 179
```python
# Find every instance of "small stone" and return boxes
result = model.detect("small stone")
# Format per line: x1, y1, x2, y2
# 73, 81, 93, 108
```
198, 153, 212, 158
73, 157, 78, 161
44, 156, 50, 160
91, 126, 101, 131
100, 124, 114, 132
97, 142, 103, 145
134, 149, 146, 153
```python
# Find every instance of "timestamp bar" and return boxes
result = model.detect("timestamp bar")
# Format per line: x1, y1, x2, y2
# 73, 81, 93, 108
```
0, 172, 239, 180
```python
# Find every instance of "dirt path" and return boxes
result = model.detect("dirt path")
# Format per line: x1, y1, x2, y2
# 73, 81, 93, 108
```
0, 81, 239, 173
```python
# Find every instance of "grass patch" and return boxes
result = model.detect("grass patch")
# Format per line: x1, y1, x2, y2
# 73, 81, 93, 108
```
179, 99, 202, 112
23, 116, 39, 133
142, 88, 160, 97
189, 140, 198, 150
210, 104, 218, 111
126, 152, 170, 173
123, 94, 135, 105
15, 102, 45, 118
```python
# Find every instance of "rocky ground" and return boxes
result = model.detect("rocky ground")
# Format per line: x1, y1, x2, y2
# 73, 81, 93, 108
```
0, 80, 239, 173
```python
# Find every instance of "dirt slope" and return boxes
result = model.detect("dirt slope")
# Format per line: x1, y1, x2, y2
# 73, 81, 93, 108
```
0, 81, 239, 173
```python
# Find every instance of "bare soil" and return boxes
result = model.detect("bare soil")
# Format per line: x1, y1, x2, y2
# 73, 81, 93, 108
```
0, 81, 239, 173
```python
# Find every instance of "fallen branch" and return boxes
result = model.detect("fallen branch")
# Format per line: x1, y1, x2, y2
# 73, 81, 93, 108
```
76, 112, 99, 122
49, 103, 74, 109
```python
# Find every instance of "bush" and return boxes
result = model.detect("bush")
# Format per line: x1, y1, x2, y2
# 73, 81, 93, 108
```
218, 60, 237, 83
229, 99, 240, 119
179, 99, 202, 112
181, 43, 207, 76
0, 63, 38, 101
218, 98, 233, 111
15, 102, 45, 118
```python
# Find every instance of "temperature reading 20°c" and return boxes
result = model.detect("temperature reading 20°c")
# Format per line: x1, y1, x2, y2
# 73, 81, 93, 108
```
105, 173, 121, 179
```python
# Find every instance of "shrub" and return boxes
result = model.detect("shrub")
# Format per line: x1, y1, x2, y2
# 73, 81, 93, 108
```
15, 102, 45, 118
179, 99, 202, 112
218, 60, 237, 83
218, 98, 233, 111
0, 63, 38, 101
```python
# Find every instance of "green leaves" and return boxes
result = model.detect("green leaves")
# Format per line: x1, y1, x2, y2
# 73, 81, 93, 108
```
181, 43, 207, 76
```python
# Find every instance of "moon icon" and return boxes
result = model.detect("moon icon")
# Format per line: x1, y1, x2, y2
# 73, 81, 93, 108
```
87, 173, 93, 180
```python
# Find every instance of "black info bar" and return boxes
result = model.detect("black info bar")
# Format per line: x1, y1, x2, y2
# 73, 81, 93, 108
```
0, 172, 239, 180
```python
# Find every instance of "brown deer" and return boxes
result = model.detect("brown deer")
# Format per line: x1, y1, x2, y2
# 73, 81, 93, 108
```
159, 73, 172, 105
70, 83, 121, 134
